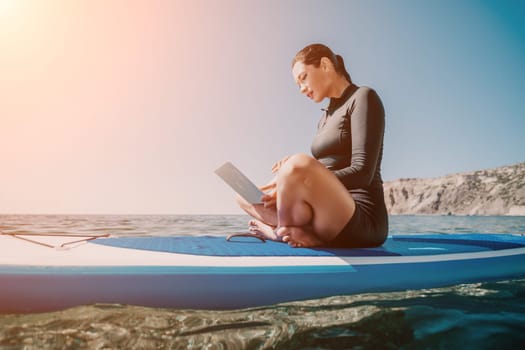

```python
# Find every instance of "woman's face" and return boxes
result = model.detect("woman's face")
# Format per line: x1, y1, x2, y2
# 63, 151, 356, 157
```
292, 60, 330, 103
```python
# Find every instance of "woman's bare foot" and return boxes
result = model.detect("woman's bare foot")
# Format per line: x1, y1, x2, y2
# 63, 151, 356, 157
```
248, 219, 279, 241
275, 226, 326, 248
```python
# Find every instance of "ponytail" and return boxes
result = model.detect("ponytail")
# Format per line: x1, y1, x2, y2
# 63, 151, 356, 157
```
335, 55, 352, 84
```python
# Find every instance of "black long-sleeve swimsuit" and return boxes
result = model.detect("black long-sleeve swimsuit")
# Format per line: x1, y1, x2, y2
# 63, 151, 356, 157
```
311, 83, 388, 247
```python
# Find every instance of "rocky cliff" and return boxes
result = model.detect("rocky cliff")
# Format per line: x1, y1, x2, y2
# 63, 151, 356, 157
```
383, 162, 525, 216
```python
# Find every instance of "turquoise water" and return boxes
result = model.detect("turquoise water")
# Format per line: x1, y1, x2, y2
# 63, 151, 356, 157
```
1, 215, 524, 349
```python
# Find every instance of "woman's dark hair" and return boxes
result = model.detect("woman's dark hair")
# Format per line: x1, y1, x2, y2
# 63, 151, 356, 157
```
292, 43, 352, 83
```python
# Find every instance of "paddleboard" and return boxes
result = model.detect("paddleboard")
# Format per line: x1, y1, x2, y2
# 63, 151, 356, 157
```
1, 232, 524, 313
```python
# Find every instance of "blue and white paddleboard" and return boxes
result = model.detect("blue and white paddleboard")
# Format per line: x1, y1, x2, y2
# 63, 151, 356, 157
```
1, 233, 525, 313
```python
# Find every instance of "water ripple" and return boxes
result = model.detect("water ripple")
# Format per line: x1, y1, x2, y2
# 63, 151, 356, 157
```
0, 279, 524, 349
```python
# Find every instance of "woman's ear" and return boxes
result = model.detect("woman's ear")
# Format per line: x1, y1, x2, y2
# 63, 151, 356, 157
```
320, 57, 334, 72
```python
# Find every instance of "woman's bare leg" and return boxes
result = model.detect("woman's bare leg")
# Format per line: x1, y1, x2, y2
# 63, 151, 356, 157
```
275, 153, 356, 247
235, 153, 355, 247
236, 195, 278, 227
235, 195, 280, 240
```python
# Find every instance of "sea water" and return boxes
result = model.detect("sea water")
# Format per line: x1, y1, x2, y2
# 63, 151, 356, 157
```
0, 215, 524, 349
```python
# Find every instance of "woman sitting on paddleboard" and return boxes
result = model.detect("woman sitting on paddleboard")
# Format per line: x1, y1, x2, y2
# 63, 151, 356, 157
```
237, 43, 388, 248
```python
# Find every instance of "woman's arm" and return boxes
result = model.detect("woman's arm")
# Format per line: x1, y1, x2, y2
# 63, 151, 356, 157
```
333, 88, 385, 189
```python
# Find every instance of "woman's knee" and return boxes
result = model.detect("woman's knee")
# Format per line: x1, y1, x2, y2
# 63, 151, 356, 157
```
279, 153, 318, 178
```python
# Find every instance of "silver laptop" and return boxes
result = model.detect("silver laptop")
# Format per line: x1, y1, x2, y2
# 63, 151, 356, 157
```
215, 162, 264, 204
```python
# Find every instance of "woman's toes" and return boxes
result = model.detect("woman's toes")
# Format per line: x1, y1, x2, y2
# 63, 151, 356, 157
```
275, 226, 288, 238
289, 240, 303, 248
246, 219, 279, 241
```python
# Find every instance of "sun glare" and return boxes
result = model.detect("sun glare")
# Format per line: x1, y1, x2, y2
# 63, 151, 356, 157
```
0, 0, 24, 25
0, 0, 17, 15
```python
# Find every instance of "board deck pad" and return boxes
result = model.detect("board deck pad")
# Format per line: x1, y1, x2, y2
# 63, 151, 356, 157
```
91, 234, 525, 257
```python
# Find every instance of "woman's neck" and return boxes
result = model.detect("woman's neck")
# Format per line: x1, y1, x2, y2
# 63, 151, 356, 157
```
328, 76, 351, 99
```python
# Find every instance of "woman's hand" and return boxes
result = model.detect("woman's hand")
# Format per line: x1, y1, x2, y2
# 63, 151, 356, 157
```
259, 177, 277, 208
260, 155, 289, 207
257, 154, 289, 208
261, 192, 276, 208
271, 155, 290, 173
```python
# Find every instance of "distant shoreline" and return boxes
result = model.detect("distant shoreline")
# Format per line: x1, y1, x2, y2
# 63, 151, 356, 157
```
384, 162, 525, 216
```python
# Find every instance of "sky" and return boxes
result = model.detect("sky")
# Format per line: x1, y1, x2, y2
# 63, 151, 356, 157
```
0, 0, 524, 214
